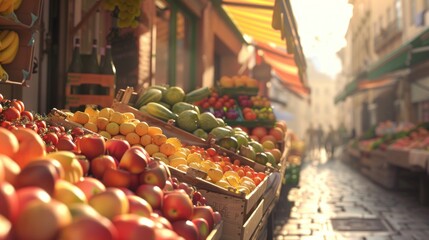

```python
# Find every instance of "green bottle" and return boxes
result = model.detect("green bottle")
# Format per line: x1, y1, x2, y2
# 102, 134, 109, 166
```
68, 37, 83, 94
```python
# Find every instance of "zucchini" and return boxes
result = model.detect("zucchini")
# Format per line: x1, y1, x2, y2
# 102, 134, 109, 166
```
135, 88, 163, 109
145, 102, 178, 121
184, 87, 211, 103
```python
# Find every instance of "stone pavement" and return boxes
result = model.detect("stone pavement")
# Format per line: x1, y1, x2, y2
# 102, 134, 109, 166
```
272, 159, 429, 240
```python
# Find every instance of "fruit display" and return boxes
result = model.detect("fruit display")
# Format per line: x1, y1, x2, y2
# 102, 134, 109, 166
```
218, 75, 259, 89
0, 124, 223, 240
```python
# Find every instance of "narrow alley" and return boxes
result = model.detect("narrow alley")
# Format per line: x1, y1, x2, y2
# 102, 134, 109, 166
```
273, 159, 429, 240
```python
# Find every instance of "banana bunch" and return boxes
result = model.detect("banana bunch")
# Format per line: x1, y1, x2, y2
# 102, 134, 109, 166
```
102, 0, 142, 28
0, 0, 23, 15
0, 30, 19, 64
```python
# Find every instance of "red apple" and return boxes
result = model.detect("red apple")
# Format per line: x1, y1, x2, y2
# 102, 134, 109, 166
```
15, 200, 72, 240
172, 220, 199, 240
118, 187, 135, 196
127, 195, 153, 217
59, 215, 118, 240
15, 187, 51, 217
0, 182, 18, 222
90, 155, 117, 179
192, 218, 210, 240
162, 191, 193, 222
151, 214, 173, 230
76, 155, 90, 176
112, 214, 156, 240
68, 203, 103, 220
135, 184, 164, 210
0, 154, 20, 185
139, 163, 168, 189
106, 139, 130, 162
192, 206, 215, 232
56, 137, 76, 151
75, 177, 106, 202
154, 228, 184, 240
79, 135, 106, 160
102, 168, 132, 188
14, 160, 61, 196
89, 188, 129, 220
119, 147, 150, 174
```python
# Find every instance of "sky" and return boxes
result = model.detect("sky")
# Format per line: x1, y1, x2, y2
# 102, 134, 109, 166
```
290, 0, 353, 79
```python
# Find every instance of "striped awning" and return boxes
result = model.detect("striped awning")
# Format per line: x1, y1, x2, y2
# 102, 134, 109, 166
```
222, 0, 285, 47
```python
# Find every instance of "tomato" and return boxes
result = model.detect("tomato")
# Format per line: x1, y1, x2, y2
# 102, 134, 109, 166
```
208, 97, 217, 105
253, 177, 262, 186
0, 103, 2, 113
202, 102, 210, 109
1, 121, 11, 128
214, 102, 223, 109
237, 169, 245, 178
3, 107, 20, 121
11, 99, 24, 113
233, 159, 241, 166
35, 120, 47, 129
21, 111, 34, 121
0, 93, 3, 101
43, 132, 59, 145
206, 147, 217, 157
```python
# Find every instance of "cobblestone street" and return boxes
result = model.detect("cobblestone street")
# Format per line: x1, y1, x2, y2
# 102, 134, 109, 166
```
273, 159, 429, 240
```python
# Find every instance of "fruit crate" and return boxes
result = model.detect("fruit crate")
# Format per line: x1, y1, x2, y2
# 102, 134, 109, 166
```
47, 108, 100, 136
169, 165, 269, 240
65, 73, 115, 110
111, 102, 273, 173
385, 147, 411, 169
207, 220, 224, 240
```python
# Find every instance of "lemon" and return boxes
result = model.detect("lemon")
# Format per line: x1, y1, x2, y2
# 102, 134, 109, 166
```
215, 179, 231, 188
152, 134, 167, 146
166, 137, 182, 149
187, 153, 202, 164
208, 168, 223, 182
226, 175, 240, 187
160, 142, 176, 156
126, 132, 140, 145
99, 131, 112, 139
120, 122, 136, 135
145, 144, 160, 155
106, 122, 120, 136
148, 126, 162, 136
99, 108, 113, 119
96, 117, 109, 131
140, 134, 152, 146
84, 122, 98, 133
73, 111, 90, 125
123, 112, 135, 120
188, 162, 201, 170
168, 151, 187, 160
176, 164, 189, 172
169, 157, 187, 168
84, 106, 99, 118
135, 122, 149, 136
110, 112, 127, 124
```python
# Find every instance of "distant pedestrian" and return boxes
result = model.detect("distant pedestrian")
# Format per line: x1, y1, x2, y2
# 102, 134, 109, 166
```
305, 124, 316, 157
325, 125, 338, 159
316, 124, 325, 150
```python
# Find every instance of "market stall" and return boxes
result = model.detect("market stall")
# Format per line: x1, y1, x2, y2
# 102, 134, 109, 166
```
0, 0, 308, 239
346, 121, 429, 204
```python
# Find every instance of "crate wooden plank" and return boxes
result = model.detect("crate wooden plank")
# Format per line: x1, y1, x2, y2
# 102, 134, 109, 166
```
242, 199, 265, 240
220, 199, 265, 240
385, 147, 412, 170
207, 220, 223, 240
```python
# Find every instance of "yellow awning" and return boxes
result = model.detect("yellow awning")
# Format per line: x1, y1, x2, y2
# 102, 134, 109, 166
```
222, 0, 285, 47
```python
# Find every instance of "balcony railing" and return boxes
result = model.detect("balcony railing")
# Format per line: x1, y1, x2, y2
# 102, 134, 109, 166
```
374, 21, 403, 52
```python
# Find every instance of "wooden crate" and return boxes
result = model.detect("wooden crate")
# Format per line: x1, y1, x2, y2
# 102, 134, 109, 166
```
168, 166, 269, 240
65, 73, 115, 110
112, 102, 273, 173
360, 150, 397, 189
207, 220, 223, 240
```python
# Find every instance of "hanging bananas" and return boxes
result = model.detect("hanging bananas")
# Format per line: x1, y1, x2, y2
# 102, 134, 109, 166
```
0, 0, 23, 14
0, 30, 19, 64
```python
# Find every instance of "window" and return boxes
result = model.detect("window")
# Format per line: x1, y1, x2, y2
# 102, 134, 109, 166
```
411, 0, 416, 26
395, 0, 403, 29
155, 2, 197, 91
